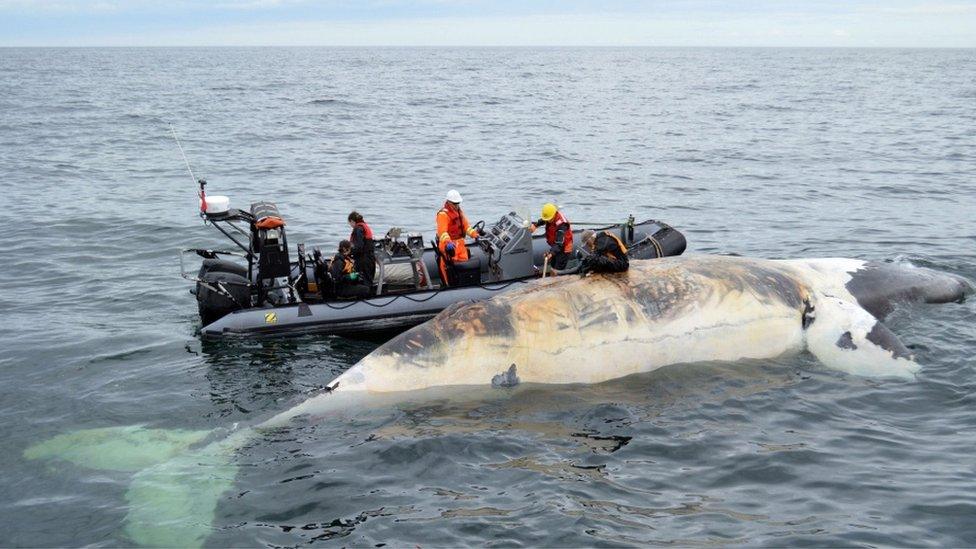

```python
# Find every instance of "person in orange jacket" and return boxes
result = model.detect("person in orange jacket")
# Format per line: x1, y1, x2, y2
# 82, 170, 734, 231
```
436, 189, 483, 286
529, 203, 574, 272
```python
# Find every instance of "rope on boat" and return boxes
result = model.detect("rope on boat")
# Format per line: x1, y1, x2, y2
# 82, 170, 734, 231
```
317, 279, 528, 310
648, 235, 664, 258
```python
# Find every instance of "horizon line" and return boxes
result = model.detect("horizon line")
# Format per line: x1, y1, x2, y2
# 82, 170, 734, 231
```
3, 44, 974, 49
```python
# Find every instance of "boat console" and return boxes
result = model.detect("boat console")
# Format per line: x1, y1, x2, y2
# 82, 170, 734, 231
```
478, 212, 536, 282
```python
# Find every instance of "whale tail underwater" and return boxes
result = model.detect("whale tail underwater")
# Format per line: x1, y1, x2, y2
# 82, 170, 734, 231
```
25, 255, 972, 546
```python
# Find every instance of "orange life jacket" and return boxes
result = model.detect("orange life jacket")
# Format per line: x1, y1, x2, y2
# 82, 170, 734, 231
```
351, 221, 373, 241
255, 216, 286, 230
437, 201, 473, 242
544, 211, 573, 254
340, 254, 355, 275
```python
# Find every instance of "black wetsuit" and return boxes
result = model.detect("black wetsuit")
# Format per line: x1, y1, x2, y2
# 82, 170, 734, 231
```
349, 223, 375, 286
583, 231, 630, 274
330, 252, 370, 299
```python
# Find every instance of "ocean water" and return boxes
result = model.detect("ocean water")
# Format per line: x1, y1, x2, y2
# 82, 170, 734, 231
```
1, 47, 975, 547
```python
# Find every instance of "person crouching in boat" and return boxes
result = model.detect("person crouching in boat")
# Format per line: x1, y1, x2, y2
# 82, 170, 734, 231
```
330, 240, 370, 299
579, 229, 629, 275
529, 203, 573, 273
347, 211, 375, 288
436, 189, 483, 286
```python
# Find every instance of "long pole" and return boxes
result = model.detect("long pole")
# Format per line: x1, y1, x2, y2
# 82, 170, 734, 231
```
170, 125, 197, 186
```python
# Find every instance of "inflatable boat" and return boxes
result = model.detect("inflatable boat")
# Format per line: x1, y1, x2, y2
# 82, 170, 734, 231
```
182, 182, 686, 340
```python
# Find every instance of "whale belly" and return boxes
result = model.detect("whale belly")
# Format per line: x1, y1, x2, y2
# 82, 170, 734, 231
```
517, 292, 806, 385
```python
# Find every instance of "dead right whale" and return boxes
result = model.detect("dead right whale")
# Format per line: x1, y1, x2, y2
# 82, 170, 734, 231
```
25, 254, 972, 547
316, 255, 972, 395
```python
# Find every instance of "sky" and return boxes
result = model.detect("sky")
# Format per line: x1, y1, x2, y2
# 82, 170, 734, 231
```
1, 1, 974, 47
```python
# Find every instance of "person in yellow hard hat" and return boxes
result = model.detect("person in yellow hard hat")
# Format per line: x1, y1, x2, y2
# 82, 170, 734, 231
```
529, 203, 573, 272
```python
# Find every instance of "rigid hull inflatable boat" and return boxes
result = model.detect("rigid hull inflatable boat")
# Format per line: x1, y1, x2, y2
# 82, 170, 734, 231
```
182, 188, 686, 340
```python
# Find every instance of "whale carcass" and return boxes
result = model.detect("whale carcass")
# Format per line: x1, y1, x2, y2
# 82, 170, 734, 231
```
305, 255, 971, 400
26, 254, 972, 547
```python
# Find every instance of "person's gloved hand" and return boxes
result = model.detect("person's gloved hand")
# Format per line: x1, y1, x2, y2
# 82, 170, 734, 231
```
579, 255, 594, 277
477, 227, 487, 237
445, 242, 456, 257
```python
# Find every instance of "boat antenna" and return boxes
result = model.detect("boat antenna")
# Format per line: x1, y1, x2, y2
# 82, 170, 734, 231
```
170, 125, 198, 186
170, 125, 209, 216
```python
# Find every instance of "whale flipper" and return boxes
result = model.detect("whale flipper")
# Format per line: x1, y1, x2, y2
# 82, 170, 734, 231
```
805, 296, 920, 380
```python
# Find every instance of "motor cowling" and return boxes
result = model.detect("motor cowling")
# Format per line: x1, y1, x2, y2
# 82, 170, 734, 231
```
198, 258, 247, 279
196, 260, 252, 326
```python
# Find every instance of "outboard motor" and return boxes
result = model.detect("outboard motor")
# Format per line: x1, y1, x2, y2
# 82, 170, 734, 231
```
195, 258, 251, 326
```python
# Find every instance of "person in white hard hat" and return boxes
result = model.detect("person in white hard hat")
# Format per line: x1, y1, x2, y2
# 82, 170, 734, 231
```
435, 189, 483, 286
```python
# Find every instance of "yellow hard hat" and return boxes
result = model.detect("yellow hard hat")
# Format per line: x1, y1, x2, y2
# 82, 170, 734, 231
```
541, 203, 558, 221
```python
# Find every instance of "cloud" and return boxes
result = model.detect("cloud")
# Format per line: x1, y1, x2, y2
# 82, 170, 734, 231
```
869, 2, 976, 14
0, 0, 312, 11
0, 0, 125, 11
1, 1, 974, 46
43, 12, 965, 47
212, 0, 310, 10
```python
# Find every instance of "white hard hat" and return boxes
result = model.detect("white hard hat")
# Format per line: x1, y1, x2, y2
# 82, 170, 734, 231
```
446, 189, 463, 204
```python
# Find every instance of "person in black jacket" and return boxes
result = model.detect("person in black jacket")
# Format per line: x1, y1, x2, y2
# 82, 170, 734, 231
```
347, 211, 376, 287
330, 240, 370, 299
580, 230, 629, 274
